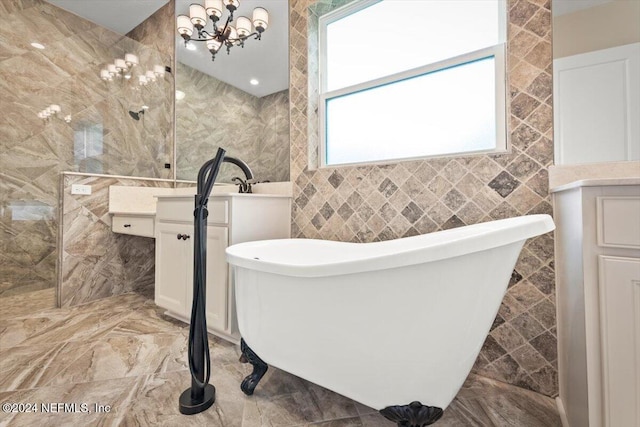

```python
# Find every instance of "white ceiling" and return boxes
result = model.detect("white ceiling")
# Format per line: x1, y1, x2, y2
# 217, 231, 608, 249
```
44, 0, 289, 98
46, 0, 170, 34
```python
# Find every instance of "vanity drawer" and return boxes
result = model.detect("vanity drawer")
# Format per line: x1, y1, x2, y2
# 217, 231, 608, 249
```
597, 196, 640, 249
112, 215, 155, 238
156, 197, 228, 224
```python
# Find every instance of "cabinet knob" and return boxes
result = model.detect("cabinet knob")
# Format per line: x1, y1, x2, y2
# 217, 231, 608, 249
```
176, 234, 191, 240
123, 224, 131, 228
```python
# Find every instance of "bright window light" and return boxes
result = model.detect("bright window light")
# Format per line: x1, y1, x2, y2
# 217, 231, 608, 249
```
318, 0, 506, 167
325, 58, 497, 166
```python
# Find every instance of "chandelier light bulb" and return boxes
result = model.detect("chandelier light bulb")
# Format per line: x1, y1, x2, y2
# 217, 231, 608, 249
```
252, 7, 268, 33
100, 69, 110, 80
236, 16, 251, 37
115, 58, 127, 71
223, 0, 240, 12
189, 4, 208, 29
154, 65, 165, 77
125, 53, 139, 67
145, 70, 157, 82
50, 104, 61, 113
64, 115, 72, 123
177, 15, 194, 39
107, 64, 117, 75
205, 0, 223, 20
206, 38, 222, 52
139, 75, 148, 85
227, 25, 237, 42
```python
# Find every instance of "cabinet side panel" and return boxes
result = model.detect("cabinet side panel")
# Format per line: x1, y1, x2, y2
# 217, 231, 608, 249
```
229, 198, 292, 244
554, 188, 590, 427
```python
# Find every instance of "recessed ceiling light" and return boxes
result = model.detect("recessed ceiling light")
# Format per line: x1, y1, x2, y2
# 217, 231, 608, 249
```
175, 90, 186, 100
185, 43, 197, 51
30, 42, 45, 49
250, 79, 259, 85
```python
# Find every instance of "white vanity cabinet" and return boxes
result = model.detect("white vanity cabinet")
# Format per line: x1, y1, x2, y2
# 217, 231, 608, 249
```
154, 193, 291, 343
553, 179, 640, 427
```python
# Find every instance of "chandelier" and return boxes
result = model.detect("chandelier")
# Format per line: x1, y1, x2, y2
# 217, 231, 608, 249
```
176, 0, 269, 61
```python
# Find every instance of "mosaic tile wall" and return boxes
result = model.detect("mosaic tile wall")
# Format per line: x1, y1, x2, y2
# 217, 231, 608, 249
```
0, 0, 174, 300
59, 174, 173, 307
290, 0, 556, 396
175, 62, 290, 183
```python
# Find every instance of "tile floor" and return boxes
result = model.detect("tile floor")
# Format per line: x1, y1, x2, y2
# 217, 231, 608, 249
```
0, 291, 562, 426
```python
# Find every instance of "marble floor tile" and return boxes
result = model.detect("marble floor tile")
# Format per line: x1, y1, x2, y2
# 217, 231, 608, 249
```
0, 288, 55, 321
0, 292, 562, 427
0, 340, 93, 391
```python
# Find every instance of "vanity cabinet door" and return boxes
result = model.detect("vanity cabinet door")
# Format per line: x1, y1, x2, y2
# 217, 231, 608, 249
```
205, 226, 229, 333
155, 222, 193, 316
598, 255, 640, 427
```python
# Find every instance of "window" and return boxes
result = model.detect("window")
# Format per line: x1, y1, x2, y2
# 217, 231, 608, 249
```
318, 0, 507, 167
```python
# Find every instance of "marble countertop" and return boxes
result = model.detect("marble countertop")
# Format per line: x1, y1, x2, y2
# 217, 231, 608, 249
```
154, 192, 292, 199
550, 177, 640, 193
108, 182, 292, 215
549, 161, 640, 189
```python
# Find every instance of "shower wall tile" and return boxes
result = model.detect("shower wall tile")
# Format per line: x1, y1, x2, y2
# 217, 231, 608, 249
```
59, 174, 173, 307
126, 0, 175, 62
175, 62, 290, 183
290, 0, 556, 396
0, 0, 174, 300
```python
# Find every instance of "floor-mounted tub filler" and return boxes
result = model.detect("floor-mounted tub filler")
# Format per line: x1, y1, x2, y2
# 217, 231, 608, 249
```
226, 214, 555, 426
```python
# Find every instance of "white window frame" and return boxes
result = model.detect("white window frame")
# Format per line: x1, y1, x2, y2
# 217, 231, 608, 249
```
317, 0, 508, 168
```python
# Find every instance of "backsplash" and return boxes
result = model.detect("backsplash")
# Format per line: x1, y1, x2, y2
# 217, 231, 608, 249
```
59, 174, 173, 307
290, 0, 556, 396
175, 62, 290, 183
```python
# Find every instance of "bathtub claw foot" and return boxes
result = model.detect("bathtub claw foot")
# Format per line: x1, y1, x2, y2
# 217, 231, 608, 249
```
380, 401, 444, 427
240, 338, 268, 395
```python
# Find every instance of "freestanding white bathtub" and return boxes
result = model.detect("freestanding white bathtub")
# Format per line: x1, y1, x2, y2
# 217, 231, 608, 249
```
226, 214, 555, 425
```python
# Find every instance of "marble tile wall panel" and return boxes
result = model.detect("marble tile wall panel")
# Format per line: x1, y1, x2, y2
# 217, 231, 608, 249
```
126, 0, 176, 63
0, 0, 173, 299
175, 62, 290, 183
59, 174, 173, 307
290, 0, 556, 396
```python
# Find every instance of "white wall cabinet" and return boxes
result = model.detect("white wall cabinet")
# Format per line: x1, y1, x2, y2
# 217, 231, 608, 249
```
553, 43, 640, 165
553, 180, 640, 427
155, 193, 291, 342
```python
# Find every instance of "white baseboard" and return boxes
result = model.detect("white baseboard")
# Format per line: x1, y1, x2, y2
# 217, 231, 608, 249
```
556, 397, 569, 427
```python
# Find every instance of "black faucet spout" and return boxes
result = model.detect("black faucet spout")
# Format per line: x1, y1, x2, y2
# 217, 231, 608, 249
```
223, 156, 254, 193
222, 156, 254, 181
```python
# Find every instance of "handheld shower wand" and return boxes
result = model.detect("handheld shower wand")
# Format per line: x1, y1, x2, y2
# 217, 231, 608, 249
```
179, 147, 226, 415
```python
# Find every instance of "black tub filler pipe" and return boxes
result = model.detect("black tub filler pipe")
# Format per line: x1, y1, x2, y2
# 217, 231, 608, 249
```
178, 147, 226, 415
